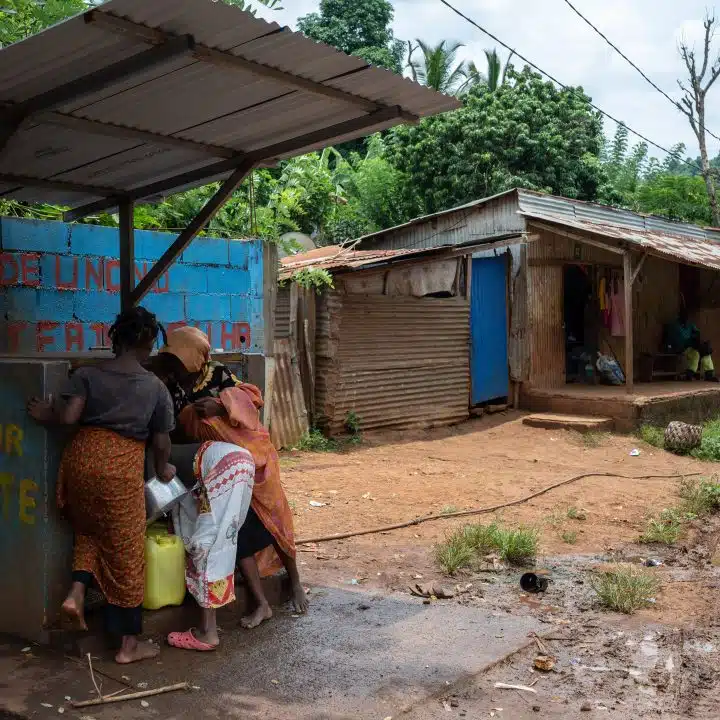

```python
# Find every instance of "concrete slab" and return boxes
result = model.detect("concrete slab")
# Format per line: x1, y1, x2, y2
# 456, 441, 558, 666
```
1, 586, 542, 720
523, 413, 613, 432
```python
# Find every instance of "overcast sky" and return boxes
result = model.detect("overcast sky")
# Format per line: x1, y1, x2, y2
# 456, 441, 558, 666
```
252, 0, 720, 161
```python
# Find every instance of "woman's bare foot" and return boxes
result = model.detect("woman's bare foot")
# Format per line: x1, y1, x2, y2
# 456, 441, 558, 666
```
292, 582, 309, 614
240, 603, 272, 629
61, 584, 88, 631
115, 639, 160, 664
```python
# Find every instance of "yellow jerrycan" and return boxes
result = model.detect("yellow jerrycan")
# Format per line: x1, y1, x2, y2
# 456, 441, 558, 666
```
143, 527, 186, 610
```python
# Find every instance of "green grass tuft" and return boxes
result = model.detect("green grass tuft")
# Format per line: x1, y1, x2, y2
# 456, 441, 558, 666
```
678, 477, 720, 515
435, 533, 476, 575
561, 530, 578, 545
434, 522, 538, 574
639, 508, 685, 544
638, 424, 665, 449
590, 564, 660, 614
497, 526, 539, 565
294, 429, 339, 453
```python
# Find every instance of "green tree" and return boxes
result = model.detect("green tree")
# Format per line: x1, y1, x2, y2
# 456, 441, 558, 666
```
635, 174, 711, 225
463, 49, 514, 93
0, 0, 94, 48
219, 0, 283, 16
384, 66, 605, 214
297, 0, 404, 73
407, 40, 468, 94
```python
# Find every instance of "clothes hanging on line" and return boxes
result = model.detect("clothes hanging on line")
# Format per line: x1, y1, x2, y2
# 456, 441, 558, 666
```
610, 269, 625, 337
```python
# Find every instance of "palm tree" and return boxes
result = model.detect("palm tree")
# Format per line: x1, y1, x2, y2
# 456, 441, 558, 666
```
460, 49, 514, 94
406, 40, 469, 94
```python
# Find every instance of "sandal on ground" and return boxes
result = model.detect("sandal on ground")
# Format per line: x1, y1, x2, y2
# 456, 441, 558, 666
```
167, 630, 217, 652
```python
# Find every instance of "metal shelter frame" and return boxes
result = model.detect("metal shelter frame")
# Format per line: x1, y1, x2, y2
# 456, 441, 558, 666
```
0, 0, 459, 311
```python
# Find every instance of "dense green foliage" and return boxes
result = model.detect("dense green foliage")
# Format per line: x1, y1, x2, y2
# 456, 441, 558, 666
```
599, 123, 715, 225
385, 67, 605, 212
298, 0, 403, 73
0, 0, 92, 47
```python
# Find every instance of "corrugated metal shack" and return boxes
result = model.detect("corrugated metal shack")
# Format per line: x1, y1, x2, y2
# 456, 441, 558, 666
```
278, 245, 485, 437
358, 188, 720, 407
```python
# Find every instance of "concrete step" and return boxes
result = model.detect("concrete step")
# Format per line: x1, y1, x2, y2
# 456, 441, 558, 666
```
522, 413, 613, 432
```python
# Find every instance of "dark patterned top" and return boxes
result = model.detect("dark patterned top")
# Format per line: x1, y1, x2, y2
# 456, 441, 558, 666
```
168, 361, 242, 417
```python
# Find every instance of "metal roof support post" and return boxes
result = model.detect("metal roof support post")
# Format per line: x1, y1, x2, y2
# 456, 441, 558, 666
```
623, 252, 634, 394
130, 158, 256, 306
119, 199, 135, 311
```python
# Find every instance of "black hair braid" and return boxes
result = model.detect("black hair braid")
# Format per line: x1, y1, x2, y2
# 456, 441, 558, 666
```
108, 306, 161, 354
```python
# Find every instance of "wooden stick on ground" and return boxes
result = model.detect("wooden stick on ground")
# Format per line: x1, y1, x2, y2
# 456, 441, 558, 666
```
72, 682, 191, 708
86, 653, 102, 700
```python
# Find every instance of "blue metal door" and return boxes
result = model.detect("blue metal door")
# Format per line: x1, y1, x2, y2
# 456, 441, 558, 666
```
470, 255, 509, 404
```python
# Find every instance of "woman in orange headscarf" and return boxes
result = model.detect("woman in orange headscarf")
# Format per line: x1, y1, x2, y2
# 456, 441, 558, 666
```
153, 327, 307, 629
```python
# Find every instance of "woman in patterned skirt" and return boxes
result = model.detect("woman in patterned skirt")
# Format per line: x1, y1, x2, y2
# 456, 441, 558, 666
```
167, 441, 256, 651
152, 326, 307, 629
27, 307, 176, 664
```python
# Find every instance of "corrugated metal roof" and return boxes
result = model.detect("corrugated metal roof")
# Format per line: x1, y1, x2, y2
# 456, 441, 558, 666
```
279, 239, 513, 280
357, 188, 720, 272
279, 244, 440, 279
516, 190, 720, 271
0, 0, 459, 210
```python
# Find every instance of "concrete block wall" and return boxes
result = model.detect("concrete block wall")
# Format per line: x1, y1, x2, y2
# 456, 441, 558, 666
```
0, 218, 266, 353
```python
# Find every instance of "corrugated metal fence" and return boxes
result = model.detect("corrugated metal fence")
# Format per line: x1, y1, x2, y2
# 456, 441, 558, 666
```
316, 293, 470, 434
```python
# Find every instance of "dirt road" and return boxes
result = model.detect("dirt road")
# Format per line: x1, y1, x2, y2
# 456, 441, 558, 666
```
279, 412, 720, 717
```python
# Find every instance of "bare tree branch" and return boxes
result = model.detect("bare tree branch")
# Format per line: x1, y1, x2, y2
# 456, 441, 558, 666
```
678, 14, 720, 225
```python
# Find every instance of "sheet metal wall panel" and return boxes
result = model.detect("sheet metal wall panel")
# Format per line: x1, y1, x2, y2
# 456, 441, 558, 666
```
270, 338, 309, 450
315, 290, 470, 435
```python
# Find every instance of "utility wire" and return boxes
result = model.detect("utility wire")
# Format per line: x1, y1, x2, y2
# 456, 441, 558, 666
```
436, 0, 705, 175
560, 0, 720, 144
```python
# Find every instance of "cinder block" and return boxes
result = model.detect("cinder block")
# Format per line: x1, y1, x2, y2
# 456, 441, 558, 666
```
135, 229, 175, 262
205, 266, 250, 295
68, 223, 118, 258
73, 291, 119, 323
228, 240, 251, 269
142, 293, 185, 321
185, 294, 230, 321
168, 264, 208, 293
1, 218, 69, 253
37, 290, 74, 321
182, 236, 229, 265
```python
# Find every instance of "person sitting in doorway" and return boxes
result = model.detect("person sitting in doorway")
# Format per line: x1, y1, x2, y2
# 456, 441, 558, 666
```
665, 309, 719, 382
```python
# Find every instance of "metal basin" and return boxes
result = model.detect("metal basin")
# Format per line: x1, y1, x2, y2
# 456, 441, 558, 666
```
144, 475, 189, 523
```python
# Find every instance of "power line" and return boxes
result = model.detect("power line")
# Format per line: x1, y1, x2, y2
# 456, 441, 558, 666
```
436, 0, 705, 175
560, 0, 720, 144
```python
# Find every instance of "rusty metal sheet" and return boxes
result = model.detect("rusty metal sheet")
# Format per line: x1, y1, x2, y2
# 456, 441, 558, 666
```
270, 338, 308, 450
315, 292, 469, 435
274, 287, 291, 339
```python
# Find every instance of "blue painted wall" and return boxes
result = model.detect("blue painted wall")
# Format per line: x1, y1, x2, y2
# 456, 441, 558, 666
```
0, 218, 266, 353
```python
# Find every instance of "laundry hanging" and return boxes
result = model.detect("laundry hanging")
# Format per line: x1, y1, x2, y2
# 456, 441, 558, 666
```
610, 269, 625, 337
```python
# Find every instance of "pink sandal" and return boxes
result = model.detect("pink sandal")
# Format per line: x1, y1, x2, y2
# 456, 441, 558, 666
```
167, 630, 217, 652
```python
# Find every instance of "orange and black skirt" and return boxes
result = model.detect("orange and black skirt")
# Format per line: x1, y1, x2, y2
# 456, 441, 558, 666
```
58, 427, 146, 633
